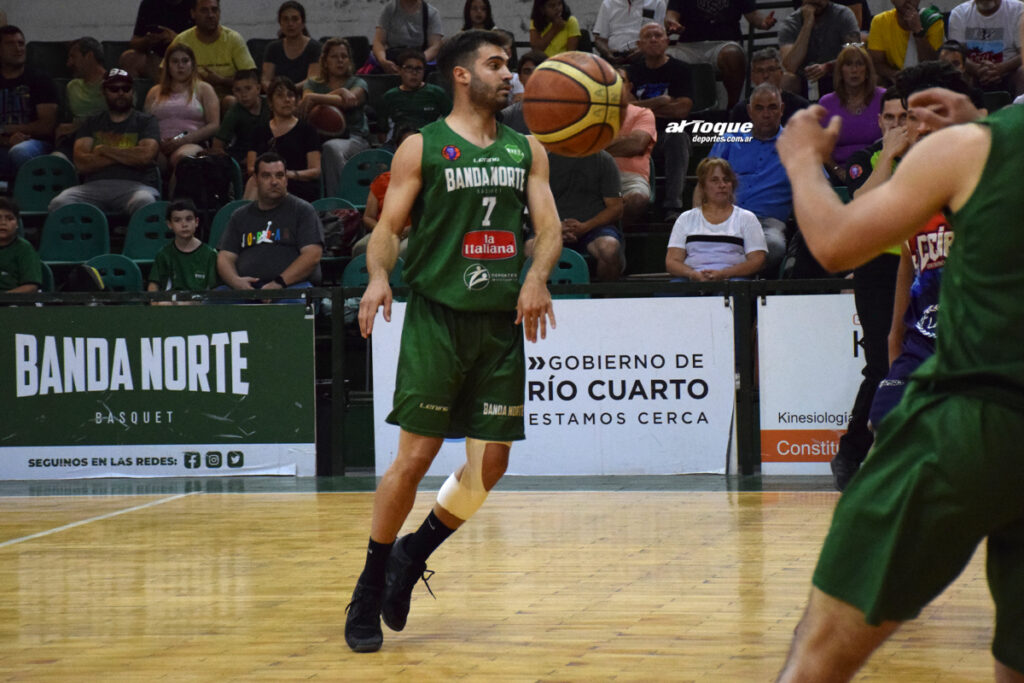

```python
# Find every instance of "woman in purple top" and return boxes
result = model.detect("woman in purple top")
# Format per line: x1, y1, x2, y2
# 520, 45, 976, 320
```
818, 44, 884, 182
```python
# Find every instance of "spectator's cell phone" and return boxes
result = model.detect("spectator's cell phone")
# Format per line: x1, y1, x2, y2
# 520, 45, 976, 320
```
642, 9, 655, 18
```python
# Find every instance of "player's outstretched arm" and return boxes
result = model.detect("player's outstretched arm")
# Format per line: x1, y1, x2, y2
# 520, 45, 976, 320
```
359, 134, 424, 338
778, 106, 988, 272
518, 136, 561, 343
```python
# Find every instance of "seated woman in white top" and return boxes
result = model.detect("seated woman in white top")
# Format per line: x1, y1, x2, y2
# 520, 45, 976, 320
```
666, 157, 767, 281
145, 43, 220, 173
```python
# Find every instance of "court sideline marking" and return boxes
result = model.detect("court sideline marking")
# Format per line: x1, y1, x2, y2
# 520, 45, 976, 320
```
0, 492, 200, 549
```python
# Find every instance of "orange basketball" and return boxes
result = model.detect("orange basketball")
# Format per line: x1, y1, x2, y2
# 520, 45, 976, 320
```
522, 52, 625, 157
308, 104, 346, 136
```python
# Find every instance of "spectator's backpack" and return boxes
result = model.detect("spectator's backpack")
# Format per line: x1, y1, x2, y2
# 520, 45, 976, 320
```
319, 208, 363, 257
174, 155, 237, 217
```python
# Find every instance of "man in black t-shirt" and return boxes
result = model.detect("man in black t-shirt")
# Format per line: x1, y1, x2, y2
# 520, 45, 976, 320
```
120, 0, 196, 80
0, 25, 57, 180
665, 0, 777, 108
628, 22, 693, 221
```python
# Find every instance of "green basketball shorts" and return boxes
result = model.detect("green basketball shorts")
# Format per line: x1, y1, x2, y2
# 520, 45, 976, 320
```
812, 382, 1024, 673
386, 292, 526, 441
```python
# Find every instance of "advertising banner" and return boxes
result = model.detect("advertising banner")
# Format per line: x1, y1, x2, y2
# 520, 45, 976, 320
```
758, 294, 863, 474
372, 298, 736, 475
0, 305, 316, 479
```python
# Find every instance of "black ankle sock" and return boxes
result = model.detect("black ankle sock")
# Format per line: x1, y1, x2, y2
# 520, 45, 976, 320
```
358, 538, 393, 588
404, 511, 456, 562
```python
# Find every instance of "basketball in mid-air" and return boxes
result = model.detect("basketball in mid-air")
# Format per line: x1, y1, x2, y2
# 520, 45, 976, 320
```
522, 52, 625, 157
308, 104, 346, 136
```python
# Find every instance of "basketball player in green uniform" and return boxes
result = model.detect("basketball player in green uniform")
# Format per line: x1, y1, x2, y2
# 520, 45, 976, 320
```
775, 89, 1024, 680
344, 30, 562, 653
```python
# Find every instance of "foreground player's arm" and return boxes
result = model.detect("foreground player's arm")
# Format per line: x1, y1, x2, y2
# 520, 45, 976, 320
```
778, 106, 987, 272
358, 133, 423, 338
887, 244, 914, 366
518, 135, 560, 343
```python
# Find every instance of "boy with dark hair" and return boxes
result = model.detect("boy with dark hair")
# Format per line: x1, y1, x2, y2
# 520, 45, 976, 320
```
211, 69, 269, 162
0, 197, 41, 293
147, 198, 219, 295
377, 49, 451, 146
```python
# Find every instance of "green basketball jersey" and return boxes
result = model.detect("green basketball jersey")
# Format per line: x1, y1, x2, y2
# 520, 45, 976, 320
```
403, 119, 532, 311
149, 242, 219, 291
914, 104, 1024, 397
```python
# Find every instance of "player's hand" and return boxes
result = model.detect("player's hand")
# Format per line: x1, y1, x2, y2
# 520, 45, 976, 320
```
515, 276, 555, 343
777, 105, 841, 170
358, 276, 393, 338
804, 63, 826, 82
907, 87, 984, 129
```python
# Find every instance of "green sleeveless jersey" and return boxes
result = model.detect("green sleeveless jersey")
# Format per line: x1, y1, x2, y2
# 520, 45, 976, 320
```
403, 119, 532, 311
914, 104, 1024, 399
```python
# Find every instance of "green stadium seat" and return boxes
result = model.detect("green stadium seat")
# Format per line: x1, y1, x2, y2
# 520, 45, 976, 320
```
521, 247, 590, 298
122, 201, 172, 265
331, 148, 392, 209
208, 199, 252, 249
13, 154, 78, 216
39, 203, 110, 265
86, 253, 144, 292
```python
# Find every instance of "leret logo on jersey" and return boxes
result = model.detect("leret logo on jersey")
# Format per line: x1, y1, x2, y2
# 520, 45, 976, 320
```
462, 230, 516, 259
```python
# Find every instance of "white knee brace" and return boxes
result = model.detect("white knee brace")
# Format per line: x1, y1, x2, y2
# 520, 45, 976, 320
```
436, 438, 510, 521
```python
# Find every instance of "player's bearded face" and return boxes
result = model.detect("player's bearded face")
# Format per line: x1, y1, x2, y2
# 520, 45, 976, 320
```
467, 50, 512, 112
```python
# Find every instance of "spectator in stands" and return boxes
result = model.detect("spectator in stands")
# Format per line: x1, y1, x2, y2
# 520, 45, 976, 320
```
462, 0, 496, 30
145, 43, 220, 176
0, 197, 41, 293
212, 69, 269, 162
530, 0, 581, 57
778, 0, 862, 98
376, 49, 450, 147
867, 0, 944, 85
217, 151, 323, 291
593, 0, 667, 66
731, 48, 811, 126
0, 25, 57, 179
818, 44, 884, 181
704, 83, 791, 273
370, 0, 444, 75
937, 38, 970, 77
120, 0, 195, 80
300, 38, 370, 197
509, 49, 545, 104
248, 76, 320, 203
147, 198, 219, 296
666, 157, 767, 281
544, 150, 625, 282
665, 0, 777, 109
352, 131, 419, 259
843, 86, 907, 192
261, 1, 322, 92
49, 69, 160, 215
169, 0, 257, 98
605, 69, 656, 228
628, 22, 692, 222
948, 0, 1024, 94
56, 37, 109, 159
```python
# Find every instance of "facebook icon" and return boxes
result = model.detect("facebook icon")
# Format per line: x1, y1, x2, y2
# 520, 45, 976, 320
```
184, 452, 201, 469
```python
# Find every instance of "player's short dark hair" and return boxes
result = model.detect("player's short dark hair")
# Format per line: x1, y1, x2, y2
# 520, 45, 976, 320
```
72, 37, 104, 63
167, 198, 198, 220
0, 196, 20, 218
267, 75, 300, 101
882, 86, 902, 103
255, 151, 287, 174
233, 68, 259, 84
437, 30, 508, 90
896, 60, 982, 109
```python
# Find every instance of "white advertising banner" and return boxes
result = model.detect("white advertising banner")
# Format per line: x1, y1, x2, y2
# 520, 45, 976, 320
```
372, 297, 736, 476
758, 294, 863, 474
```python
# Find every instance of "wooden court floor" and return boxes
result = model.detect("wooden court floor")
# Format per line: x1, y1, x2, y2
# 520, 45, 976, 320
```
0, 481, 995, 681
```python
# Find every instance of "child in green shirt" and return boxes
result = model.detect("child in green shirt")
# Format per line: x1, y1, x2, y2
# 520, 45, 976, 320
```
0, 198, 42, 293
147, 199, 219, 297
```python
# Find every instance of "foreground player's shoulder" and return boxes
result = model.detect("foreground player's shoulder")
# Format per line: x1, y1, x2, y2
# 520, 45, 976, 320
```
391, 132, 424, 174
